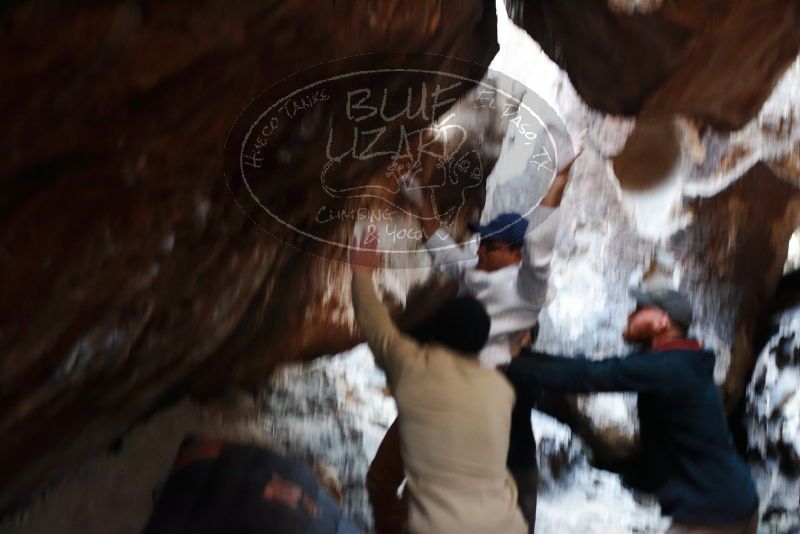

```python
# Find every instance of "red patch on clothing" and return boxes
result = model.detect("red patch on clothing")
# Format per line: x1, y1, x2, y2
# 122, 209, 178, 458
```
653, 338, 702, 351
263, 474, 302, 509
172, 439, 223, 471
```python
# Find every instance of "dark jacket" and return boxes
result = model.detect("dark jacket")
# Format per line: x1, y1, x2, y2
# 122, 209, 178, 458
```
505, 342, 758, 526
143, 437, 360, 534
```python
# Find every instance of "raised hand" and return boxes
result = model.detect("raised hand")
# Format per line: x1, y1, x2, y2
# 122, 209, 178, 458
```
398, 173, 425, 210
557, 129, 586, 175
397, 175, 441, 240
541, 131, 585, 207
349, 225, 382, 271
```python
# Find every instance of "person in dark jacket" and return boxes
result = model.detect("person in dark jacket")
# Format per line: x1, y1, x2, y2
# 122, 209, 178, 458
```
505, 287, 759, 534
143, 436, 360, 534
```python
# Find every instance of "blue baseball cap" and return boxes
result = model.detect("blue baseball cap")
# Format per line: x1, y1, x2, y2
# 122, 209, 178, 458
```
469, 212, 529, 244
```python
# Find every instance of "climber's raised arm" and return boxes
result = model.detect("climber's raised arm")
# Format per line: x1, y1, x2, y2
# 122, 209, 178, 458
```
516, 147, 580, 307
349, 228, 422, 386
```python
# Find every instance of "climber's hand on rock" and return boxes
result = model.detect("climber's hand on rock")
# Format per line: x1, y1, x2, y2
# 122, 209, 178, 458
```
558, 129, 586, 175
541, 132, 585, 207
398, 176, 440, 239
349, 225, 382, 271
398, 174, 425, 210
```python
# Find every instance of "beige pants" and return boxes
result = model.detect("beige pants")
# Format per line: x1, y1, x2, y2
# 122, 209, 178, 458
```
667, 510, 758, 534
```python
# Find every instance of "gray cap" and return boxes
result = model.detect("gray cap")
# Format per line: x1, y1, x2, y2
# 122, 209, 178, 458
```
629, 287, 693, 331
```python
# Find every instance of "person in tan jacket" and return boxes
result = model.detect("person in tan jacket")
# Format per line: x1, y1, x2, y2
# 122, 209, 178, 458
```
350, 230, 528, 534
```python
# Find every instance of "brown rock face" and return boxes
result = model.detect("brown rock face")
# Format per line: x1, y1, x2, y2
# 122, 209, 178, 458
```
506, 0, 800, 130
0, 0, 498, 510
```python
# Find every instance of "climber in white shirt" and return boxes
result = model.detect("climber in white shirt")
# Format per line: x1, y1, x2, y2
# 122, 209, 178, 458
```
414, 143, 580, 368
421, 197, 561, 368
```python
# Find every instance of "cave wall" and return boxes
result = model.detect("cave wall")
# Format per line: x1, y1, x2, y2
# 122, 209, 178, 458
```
506, 0, 800, 130
0, 0, 499, 511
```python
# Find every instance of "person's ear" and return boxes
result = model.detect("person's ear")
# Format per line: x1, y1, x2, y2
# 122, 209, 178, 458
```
657, 312, 671, 333
512, 248, 523, 262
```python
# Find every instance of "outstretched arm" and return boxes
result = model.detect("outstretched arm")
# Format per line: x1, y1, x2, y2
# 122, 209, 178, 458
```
350, 229, 422, 386
504, 351, 681, 395
516, 150, 580, 307
516, 206, 560, 309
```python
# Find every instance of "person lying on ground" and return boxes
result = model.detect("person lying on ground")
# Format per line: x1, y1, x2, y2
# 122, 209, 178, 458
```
504, 287, 760, 534
349, 229, 527, 534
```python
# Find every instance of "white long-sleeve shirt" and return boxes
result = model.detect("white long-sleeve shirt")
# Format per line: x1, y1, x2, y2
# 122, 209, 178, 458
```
424, 206, 560, 367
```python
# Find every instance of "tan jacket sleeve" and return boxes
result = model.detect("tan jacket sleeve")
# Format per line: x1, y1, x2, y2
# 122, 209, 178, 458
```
351, 270, 424, 387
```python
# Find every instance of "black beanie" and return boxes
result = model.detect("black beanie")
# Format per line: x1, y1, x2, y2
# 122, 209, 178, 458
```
429, 296, 491, 355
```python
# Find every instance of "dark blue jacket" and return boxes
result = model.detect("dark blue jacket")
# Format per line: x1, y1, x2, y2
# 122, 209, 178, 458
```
143, 437, 361, 534
505, 344, 758, 526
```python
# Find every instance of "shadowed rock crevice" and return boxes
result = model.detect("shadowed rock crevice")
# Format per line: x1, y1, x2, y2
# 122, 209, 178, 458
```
506, 0, 800, 130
